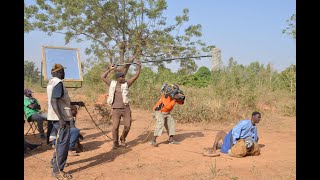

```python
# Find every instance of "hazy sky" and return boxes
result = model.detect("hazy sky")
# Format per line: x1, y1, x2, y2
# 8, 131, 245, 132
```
24, 0, 296, 72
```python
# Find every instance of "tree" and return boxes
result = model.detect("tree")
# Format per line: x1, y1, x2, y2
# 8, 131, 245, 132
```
283, 12, 296, 40
276, 64, 296, 94
24, 60, 40, 83
25, 0, 213, 75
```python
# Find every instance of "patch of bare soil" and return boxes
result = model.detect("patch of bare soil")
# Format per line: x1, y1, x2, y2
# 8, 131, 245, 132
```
24, 93, 296, 180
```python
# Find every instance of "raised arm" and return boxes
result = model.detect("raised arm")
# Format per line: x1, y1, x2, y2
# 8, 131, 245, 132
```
101, 65, 116, 86
127, 62, 142, 87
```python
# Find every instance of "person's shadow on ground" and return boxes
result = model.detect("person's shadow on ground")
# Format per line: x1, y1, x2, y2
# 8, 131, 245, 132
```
82, 131, 112, 141
67, 146, 132, 174
174, 131, 205, 142
154, 131, 205, 146
259, 144, 265, 148
127, 130, 205, 147
80, 140, 105, 151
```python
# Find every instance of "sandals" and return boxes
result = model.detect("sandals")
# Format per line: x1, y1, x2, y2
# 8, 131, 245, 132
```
120, 136, 128, 147
112, 143, 125, 150
167, 140, 179, 144
52, 171, 72, 180
149, 140, 157, 147
120, 140, 128, 147
202, 147, 220, 157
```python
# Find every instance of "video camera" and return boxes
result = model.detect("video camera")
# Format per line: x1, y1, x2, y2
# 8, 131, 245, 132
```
161, 83, 185, 100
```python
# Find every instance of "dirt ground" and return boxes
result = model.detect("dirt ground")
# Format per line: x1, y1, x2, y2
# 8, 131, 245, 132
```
24, 93, 296, 180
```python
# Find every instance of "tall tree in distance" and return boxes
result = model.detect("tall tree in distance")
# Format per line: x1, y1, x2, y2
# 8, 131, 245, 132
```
24, 0, 214, 75
24, 60, 40, 83
283, 11, 296, 40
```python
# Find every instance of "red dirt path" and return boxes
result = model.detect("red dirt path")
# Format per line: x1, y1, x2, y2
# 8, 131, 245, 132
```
24, 93, 296, 180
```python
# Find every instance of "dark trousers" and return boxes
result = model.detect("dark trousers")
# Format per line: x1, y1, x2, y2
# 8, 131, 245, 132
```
29, 113, 46, 134
51, 121, 70, 173
69, 128, 80, 150
46, 121, 53, 144
111, 106, 132, 144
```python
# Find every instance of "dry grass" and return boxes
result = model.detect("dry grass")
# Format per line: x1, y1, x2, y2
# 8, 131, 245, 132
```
25, 79, 295, 124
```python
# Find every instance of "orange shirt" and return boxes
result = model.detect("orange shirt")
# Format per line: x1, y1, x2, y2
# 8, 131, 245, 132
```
153, 94, 183, 112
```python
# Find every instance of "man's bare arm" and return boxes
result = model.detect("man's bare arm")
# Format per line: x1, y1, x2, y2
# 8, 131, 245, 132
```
101, 66, 116, 86
127, 62, 142, 87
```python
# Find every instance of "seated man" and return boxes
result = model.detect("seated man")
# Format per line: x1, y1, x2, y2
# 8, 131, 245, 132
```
49, 104, 84, 156
203, 111, 262, 158
69, 105, 84, 154
24, 89, 47, 139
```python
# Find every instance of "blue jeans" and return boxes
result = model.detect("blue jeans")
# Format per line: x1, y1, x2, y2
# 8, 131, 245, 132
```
52, 127, 80, 150
51, 121, 70, 173
220, 130, 233, 154
69, 128, 80, 150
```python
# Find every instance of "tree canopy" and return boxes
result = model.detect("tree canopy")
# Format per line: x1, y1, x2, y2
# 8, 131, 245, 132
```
283, 11, 296, 40
24, 60, 41, 83
25, 0, 214, 74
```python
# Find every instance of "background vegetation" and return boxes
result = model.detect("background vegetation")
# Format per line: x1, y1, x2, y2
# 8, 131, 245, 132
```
24, 1, 295, 123
24, 58, 296, 123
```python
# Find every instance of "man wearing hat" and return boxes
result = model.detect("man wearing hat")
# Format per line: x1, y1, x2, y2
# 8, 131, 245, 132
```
47, 63, 74, 179
101, 62, 141, 150
24, 88, 47, 139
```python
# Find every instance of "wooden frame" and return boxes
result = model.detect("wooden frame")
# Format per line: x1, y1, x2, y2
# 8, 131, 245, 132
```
41, 46, 83, 82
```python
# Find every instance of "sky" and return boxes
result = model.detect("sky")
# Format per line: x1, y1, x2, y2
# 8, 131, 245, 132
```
24, 0, 296, 73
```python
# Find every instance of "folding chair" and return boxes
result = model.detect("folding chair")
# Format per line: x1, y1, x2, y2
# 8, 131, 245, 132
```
24, 113, 39, 136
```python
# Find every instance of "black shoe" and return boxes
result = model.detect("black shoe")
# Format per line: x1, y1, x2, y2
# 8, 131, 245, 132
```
78, 134, 84, 141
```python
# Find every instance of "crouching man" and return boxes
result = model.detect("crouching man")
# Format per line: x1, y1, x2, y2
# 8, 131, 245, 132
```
203, 111, 262, 158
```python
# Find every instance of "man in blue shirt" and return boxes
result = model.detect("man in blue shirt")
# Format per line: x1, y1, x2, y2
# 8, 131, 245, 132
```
204, 111, 261, 158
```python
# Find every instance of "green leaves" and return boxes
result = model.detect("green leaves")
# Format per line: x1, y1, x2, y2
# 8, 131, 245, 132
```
24, 60, 41, 84
283, 12, 296, 40
25, 0, 213, 74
